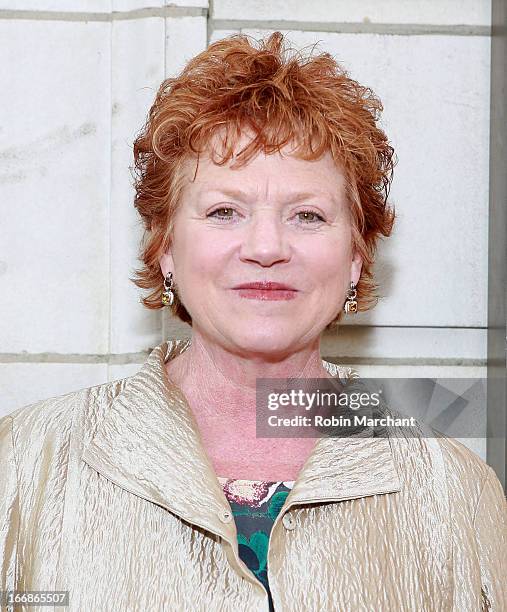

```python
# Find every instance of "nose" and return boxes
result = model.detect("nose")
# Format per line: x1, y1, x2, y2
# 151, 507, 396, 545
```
239, 209, 292, 267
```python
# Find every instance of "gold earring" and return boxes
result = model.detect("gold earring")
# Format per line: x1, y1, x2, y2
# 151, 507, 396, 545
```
161, 272, 175, 306
344, 281, 358, 314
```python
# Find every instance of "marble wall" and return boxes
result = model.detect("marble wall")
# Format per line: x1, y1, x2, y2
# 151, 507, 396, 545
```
0, 1, 492, 458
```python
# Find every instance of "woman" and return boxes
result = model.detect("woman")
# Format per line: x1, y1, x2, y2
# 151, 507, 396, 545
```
1, 31, 505, 612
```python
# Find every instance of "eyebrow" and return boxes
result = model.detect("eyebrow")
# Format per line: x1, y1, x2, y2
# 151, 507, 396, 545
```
200, 187, 340, 205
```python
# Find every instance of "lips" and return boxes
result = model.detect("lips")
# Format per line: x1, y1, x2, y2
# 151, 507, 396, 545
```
232, 281, 297, 291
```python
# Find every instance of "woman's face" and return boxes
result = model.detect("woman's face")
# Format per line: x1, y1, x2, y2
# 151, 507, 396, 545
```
159, 134, 362, 357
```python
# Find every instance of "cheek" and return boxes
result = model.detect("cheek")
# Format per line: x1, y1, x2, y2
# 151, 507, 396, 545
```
305, 235, 352, 280
177, 229, 232, 278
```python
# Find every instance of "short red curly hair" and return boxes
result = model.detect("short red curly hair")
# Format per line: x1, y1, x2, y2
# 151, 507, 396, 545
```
130, 31, 396, 328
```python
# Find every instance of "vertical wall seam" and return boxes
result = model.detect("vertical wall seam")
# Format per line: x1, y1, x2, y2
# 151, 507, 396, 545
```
486, 0, 507, 486
108, 0, 113, 373
207, 0, 213, 45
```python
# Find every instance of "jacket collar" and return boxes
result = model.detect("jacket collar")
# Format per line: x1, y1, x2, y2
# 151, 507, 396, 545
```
82, 338, 401, 540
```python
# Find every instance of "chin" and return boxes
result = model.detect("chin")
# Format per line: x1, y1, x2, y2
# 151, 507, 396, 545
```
224, 323, 303, 356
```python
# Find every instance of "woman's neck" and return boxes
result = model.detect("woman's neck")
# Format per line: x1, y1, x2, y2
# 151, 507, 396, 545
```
164, 330, 332, 481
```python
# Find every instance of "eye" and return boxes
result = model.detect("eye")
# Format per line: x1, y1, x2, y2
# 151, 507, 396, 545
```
206, 207, 238, 221
295, 209, 326, 224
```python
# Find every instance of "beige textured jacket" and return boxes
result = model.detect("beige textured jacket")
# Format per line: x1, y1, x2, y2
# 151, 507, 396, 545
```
1, 338, 506, 612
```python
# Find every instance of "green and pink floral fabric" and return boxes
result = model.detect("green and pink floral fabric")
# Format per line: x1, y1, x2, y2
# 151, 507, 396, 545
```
217, 476, 295, 611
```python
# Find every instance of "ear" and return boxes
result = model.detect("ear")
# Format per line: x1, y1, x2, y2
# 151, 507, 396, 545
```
158, 248, 175, 279
350, 249, 363, 285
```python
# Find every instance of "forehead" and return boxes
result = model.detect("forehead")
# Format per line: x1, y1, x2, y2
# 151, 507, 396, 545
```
180, 131, 346, 198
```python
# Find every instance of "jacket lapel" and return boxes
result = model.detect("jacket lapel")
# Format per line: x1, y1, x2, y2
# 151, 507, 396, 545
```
284, 435, 401, 506
81, 339, 237, 542
286, 358, 402, 506
81, 338, 401, 539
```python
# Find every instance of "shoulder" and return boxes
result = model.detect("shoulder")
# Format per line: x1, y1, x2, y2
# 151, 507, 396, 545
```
388, 420, 500, 520
433, 432, 502, 516
0, 377, 129, 459
435, 433, 491, 483
380, 402, 494, 501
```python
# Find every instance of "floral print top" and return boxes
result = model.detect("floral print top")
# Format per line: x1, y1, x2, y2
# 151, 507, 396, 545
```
217, 476, 295, 612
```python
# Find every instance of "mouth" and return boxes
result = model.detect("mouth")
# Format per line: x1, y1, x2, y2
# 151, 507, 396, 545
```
232, 281, 297, 291
231, 282, 298, 301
